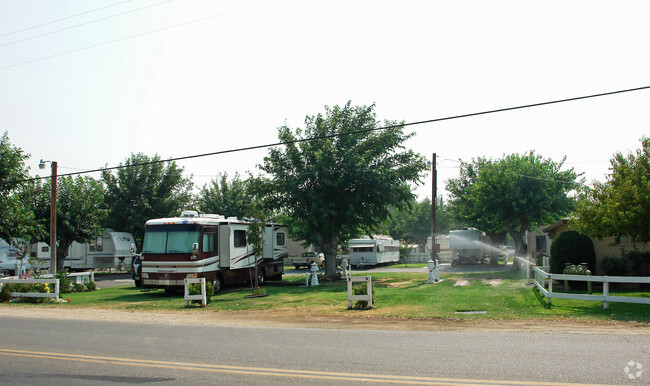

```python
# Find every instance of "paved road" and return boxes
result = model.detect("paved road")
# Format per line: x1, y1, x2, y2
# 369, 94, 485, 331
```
0, 314, 647, 385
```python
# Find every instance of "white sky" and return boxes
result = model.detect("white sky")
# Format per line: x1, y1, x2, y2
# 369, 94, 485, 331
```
1, 0, 648, 201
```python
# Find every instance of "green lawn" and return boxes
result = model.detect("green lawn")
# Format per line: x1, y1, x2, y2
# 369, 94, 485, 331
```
4, 270, 649, 324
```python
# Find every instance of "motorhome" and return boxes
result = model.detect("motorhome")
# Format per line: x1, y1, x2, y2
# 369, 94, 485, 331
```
140, 211, 288, 293
30, 230, 136, 271
349, 236, 400, 267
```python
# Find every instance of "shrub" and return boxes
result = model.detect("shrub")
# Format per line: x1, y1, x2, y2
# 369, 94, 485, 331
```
549, 231, 596, 274
84, 281, 97, 292
71, 282, 85, 293
600, 256, 629, 276
625, 251, 650, 276
0, 282, 50, 303
188, 281, 215, 305
352, 282, 375, 309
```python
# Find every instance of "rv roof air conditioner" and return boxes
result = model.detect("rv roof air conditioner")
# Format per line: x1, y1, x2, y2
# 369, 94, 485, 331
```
180, 210, 199, 218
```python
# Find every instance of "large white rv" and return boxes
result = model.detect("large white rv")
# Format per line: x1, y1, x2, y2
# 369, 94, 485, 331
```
140, 211, 288, 293
349, 236, 400, 267
30, 230, 136, 271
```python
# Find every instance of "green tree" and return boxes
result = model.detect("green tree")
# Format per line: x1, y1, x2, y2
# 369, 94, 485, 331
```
102, 153, 193, 248
380, 198, 432, 246
575, 136, 650, 243
447, 151, 580, 257
34, 176, 107, 272
194, 172, 252, 218
0, 132, 44, 253
253, 102, 427, 279
245, 202, 266, 295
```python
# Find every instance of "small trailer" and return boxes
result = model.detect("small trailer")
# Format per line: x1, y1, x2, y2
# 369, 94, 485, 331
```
30, 230, 136, 271
349, 236, 400, 267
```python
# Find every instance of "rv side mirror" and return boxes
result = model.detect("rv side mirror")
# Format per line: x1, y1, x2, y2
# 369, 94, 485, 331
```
130, 244, 136, 255
192, 242, 199, 254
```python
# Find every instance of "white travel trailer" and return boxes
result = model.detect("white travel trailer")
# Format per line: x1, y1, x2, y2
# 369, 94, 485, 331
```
349, 236, 400, 267
30, 230, 136, 271
140, 211, 289, 293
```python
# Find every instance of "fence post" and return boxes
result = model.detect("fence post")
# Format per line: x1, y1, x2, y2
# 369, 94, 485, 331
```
603, 278, 609, 310
184, 277, 206, 307
548, 278, 553, 306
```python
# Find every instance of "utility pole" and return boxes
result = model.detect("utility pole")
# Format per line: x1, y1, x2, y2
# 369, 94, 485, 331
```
40, 160, 57, 274
50, 161, 57, 274
431, 153, 437, 268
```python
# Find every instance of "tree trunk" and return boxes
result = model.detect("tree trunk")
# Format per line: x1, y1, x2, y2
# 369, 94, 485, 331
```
317, 233, 340, 280
56, 243, 70, 273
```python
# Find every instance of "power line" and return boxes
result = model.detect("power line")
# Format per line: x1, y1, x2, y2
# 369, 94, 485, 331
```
0, 1, 173, 49
2, 85, 649, 186
0, 0, 133, 38
0, 0, 281, 71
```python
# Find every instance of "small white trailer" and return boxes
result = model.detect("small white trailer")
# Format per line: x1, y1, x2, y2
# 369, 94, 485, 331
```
349, 236, 400, 267
30, 230, 136, 271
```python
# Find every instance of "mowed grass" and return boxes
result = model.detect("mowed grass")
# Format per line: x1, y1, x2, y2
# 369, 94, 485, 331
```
5, 270, 650, 324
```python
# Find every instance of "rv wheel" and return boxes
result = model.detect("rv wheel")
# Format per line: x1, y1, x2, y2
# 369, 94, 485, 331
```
212, 275, 223, 294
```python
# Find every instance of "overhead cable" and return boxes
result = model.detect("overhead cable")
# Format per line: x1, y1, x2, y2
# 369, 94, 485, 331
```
3, 85, 648, 186
0, 0, 133, 38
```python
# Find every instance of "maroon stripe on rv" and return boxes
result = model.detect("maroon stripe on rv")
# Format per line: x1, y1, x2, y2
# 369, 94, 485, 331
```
231, 252, 256, 264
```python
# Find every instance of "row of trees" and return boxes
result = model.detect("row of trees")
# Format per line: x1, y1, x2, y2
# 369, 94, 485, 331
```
2, 103, 647, 279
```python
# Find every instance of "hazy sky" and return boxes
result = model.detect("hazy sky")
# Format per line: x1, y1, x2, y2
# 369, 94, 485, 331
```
1, 0, 648, 201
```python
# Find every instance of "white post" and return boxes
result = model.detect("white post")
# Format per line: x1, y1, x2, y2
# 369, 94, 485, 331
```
603, 278, 609, 310
310, 262, 319, 286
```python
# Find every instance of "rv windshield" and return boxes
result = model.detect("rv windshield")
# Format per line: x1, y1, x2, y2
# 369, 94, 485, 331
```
143, 224, 200, 254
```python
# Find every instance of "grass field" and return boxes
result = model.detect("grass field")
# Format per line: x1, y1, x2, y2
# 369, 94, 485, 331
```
7, 270, 648, 324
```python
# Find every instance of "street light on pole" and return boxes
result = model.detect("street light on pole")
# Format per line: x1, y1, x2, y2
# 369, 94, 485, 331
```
39, 159, 57, 274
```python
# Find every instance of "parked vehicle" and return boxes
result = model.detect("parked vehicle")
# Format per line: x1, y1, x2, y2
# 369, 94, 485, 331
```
291, 251, 324, 269
30, 230, 136, 272
0, 239, 30, 276
349, 236, 400, 267
131, 254, 142, 287
139, 210, 288, 294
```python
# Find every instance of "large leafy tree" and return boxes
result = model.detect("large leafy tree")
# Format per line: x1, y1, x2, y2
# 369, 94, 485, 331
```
447, 151, 580, 257
253, 102, 427, 278
34, 175, 107, 272
0, 132, 44, 249
194, 172, 252, 219
102, 153, 193, 248
575, 136, 650, 243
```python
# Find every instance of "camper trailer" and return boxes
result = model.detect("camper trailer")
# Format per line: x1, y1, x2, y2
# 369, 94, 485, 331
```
449, 228, 489, 266
349, 236, 400, 267
139, 211, 288, 293
30, 230, 136, 271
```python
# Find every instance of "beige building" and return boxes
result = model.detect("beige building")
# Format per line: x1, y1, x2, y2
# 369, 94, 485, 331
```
528, 218, 649, 275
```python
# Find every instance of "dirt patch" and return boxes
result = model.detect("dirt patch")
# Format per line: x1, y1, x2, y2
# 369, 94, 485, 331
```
452, 279, 470, 286
481, 279, 502, 286
384, 281, 415, 288
3, 306, 649, 335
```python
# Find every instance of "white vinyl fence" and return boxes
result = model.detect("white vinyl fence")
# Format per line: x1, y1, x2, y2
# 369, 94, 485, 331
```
0, 278, 60, 300
532, 265, 650, 310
